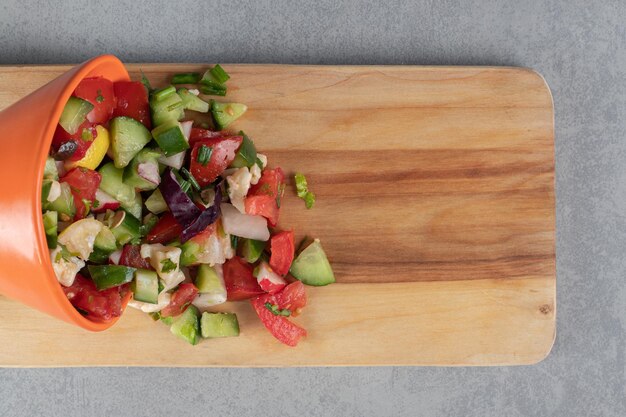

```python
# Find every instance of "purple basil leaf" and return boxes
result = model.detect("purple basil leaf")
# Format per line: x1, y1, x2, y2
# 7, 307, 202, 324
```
159, 168, 201, 229
180, 185, 222, 243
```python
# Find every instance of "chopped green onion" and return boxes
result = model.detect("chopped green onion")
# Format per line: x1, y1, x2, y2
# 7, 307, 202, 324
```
199, 81, 227, 96
160, 258, 177, 273
153, 85, 177, 102
179, 178, 192, 194
209, 65, 230, 84
180, 167, 200, 191
96, 89, 104, 103
265, 302, 291, 317
295, 173, 315, 209
171, 72, 201, 84
255, 157, 263, 169
140, 70, 153, 93
196, 144, 213, 166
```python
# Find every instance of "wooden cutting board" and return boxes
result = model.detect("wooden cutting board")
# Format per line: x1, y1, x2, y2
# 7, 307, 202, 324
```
0, 64, 555, 366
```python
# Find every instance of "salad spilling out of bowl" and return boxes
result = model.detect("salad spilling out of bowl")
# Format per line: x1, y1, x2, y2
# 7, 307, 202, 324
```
41, 66, 334, 346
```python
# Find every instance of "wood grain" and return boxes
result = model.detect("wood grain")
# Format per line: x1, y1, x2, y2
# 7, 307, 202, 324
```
0, 64, 555, 366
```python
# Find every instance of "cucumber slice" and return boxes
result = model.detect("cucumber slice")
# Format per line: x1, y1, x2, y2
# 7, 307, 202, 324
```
177, 88, 209, 113
170, 305, 200, 345
200, 312, 239, 338
110, 116, 153, 168
210, 100, 247, 130
98, 162, 137, 207
239, 238, 266, 263
150, 89, 184, 126
44, 156, 59, 180
88, 226, 117, 263
88, 265, 136, 290
120, 191, 143, 220
151, 120, 189, 156
230, 132, 257, 168
47, 182, 76, 221
194, 264, 223, 294
59, 97, 93, 134
131, 269, 159, 303
110, 210, 142, 245
42, 211, 58, 249
180, 240, 201, 267
123, 148, 162, 191
145, 189, 168, 214
289, 239, 335, 286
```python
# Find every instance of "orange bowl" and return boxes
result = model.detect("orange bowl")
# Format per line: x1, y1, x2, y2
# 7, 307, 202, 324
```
0, 55, 131, 331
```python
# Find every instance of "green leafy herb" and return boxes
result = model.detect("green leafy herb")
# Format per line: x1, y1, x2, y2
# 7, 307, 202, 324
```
96, 89, 104, 103
264, 302, 291, 317
181, 167, 200, 191
158, 280, 165, 293
294, 173, 315, 209
160, 258, 178, 273
230, 235, 238, 250
92, 199, 100, 209
196, 144, 213, 166
255, 157, 263, 169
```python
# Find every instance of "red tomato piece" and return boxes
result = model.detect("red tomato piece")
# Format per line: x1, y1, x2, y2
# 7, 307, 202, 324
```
245, 195, 279, 227
145, 212, 183, 244
63, 274, 123, 321
160, 283, 198, 317
112, 81, 151, 128
189, 136, 243, 187
119, 245, 152, 270
272, 281, 307, 315
223, 256, 264, 301
269, 231, 295, 276
73, 77, 116, 124
52, 120, 97, 161
60, 167, 102, 220
188, 127, 222, 147
250, 296, 307, 347
249, 167, 285, 199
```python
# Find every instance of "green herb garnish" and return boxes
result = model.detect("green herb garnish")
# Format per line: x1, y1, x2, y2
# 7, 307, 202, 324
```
265, 302, 291, 317
294, 173, 315, 209
180, 167, 200, 191
160, 258, 177, 273
196, 144, 213, 167
96, 89, 104, 103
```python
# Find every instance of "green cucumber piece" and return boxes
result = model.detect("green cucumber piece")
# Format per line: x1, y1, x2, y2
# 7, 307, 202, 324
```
59, 97, 93, 134
230, 131, 257, 168
120, 191, 143, 220
140, 213, 159, 236
131, 269, 159, 303
289, 239, 335, 286
239, 238, 266, 263
210, 100, 247, 130
145, 189, 168, 214
42, 211, 58, 249
89, 226, 117, 263
123, 148, 162, 191
41, 179, 53, 207
110, 210, 142, 245
180, 240, 201, 267
194, 264, 223, 293
88, 265, 136, 290
47, 182, 76, 221
44, 156, 59, 180
177, 88, 209, 113
110, 116, 153, 168
170, 305, 200, 345
151, 120, 189, 156
150, 89, 184, 126
98, 162, 137, 207
200, 312, 239, 338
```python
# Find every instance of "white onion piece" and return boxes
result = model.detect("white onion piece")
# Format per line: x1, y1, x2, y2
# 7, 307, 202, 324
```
158, 151, 185, 170
46, 180, 61, 202
220, 203, 270, 241
138, 162, 161, 185
180, 120, 193, 140
108, 249, 122, 265
93, 189, 120, 213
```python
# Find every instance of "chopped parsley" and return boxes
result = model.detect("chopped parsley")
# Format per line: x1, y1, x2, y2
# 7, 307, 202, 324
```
265, 302, 291, 317
160, 258, 177, 273
196, 145, 213, 166
96, 89, 104, 103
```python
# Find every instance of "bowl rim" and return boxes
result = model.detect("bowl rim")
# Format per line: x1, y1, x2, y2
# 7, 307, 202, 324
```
34, 55, 130, 331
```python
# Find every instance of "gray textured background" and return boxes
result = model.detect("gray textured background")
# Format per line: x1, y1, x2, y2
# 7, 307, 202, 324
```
1, 0, 625, 416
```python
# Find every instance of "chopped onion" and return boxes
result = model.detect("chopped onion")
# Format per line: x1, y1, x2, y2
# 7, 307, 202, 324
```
108, 249, 122, 265
46, 180, 62, 202
220, 203, 270, 241
158, 152, 185, 170
180, 120, 193, 140
138, 162, 161, 185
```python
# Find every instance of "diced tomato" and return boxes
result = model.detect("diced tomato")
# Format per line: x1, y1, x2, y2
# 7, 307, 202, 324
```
186, 223, 216, 244
60, 167, 102, 219
188, 127, 222, 147
160, 283, 198, 317
73, 77, 116, 124
269, 231, 295, 275
63, 274, 123, 321
189, 136, 243, 187
272, 281, 307, 315
146, 212, 183, 244
223, 256, 264, 301
249, 168, 285, 199
52, 120, 97, 161
245, 195, 279, 227
112, 81, 151, 128
251, 296, 307, 347
119, 244, 152, 270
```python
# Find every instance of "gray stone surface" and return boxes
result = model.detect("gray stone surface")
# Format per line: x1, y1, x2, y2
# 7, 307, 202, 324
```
0, 0, 625, 416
